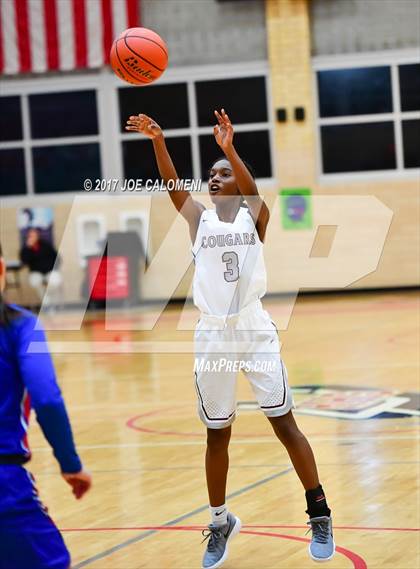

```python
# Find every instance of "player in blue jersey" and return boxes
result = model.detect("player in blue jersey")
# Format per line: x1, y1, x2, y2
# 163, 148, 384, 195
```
0, 242, 92, 569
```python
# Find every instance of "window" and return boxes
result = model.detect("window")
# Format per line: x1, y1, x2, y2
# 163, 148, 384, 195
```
0, 149, 26, 195
29, 91, 98, 138
315, 58, 420, 176
317, 67, 392, 117
32, 144, 101, 193
0, 97, 23, 142
118, 83, 189, 130
199, 130, 272, 178
321, 123, 396, 173
120, 72, 273, 183
122, 136, 193, 182
0, 88, 102, 196
399, 64, 420, 112
402, 120, 420, 168
1, 63, 274, 198
195, 77, 268, 126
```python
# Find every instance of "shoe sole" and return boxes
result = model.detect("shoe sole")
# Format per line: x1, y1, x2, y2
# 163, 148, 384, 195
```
202, 516, 242, 569
308, 540, 336, 563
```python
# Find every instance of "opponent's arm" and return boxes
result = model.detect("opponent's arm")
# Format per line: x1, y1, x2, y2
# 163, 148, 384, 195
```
214, 109, 270, 241
126, 114, 204, 241
15, 317, 92, 499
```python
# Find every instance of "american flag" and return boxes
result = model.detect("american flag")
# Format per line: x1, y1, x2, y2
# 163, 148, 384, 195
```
0, 0, 140, 75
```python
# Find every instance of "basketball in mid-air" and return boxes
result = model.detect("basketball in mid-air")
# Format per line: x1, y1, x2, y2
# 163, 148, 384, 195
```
110, 27, 168, 86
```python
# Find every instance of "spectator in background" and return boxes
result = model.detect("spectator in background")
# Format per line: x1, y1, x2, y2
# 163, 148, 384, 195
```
20, 228, 62, 308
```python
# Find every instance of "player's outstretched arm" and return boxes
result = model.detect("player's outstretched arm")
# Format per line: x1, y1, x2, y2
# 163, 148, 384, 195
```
126, 114, 204, 241
16, 316, 92, 500
213, 109, 270, 241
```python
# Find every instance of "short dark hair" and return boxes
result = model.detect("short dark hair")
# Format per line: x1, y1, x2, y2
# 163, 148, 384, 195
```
208, 157, 256, 180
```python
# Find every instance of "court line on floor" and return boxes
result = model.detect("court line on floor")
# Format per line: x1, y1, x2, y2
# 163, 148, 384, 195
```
72, 466, 294, 568
31, 433, 420, 454
127, 408, 419, 439
34, 459, 420, 476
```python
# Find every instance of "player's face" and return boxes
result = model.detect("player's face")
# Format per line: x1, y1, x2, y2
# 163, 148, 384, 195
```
208, 159, 239, 203
26, 229, 39, 247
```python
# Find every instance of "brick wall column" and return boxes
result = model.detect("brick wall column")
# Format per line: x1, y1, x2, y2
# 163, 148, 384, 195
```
265, 0, 317, 186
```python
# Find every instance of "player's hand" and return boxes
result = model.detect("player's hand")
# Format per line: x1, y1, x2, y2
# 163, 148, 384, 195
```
62, 469, 92, 500
126, 113, 163, 139
214, 109, 234, 150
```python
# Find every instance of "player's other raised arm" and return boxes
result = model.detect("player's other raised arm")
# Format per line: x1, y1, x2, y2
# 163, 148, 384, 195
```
214, 109, 270, 241
126, 114, 204, 241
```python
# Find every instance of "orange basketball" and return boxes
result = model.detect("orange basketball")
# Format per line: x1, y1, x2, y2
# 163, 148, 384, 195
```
110, 27, 168, 86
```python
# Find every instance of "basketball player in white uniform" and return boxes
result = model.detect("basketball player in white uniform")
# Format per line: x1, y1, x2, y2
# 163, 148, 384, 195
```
126, 109, 335, 568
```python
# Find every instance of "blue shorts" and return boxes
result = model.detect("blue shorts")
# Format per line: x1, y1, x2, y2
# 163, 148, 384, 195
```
0, 465, 70, 569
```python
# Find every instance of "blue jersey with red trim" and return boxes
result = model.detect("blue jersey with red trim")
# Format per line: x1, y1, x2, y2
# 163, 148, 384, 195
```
0, 305, 81, 472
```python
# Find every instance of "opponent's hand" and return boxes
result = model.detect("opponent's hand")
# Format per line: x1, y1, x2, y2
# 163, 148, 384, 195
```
126, 114, 163, 139
62, 469, 92, 500
213, 108, 234, 150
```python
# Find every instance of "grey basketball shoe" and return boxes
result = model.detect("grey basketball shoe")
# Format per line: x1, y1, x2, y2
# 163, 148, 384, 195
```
307, 516, 335, 562
201, 512, 241, 569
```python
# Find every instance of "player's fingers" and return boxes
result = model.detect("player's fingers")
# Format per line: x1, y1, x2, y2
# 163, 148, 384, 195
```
214, 110, 223, 124
222, 109, 231, 124
78, 480, 91, 499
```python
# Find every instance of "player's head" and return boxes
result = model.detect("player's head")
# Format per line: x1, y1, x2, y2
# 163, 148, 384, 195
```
208, 158, 255, 204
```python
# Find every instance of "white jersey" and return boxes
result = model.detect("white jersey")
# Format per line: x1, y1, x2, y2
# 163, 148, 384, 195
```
192, 207, 267, 316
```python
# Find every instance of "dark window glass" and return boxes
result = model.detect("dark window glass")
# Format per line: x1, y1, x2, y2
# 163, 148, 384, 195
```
317, 67, 392, 117
32, 143, 101, 193
399, 64, 420, 112
0, 97, 23, 142
29, 91, 98, 139
122, 136, 193, 182
0, 148, 26, 195
195, 77, 267, 126
321, 122, 396, 173
402, 120, 420, 168
199, 130, 271, 179
119, 83, 189, 131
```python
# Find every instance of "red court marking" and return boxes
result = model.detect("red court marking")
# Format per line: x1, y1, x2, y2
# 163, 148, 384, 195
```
126, 408, 418, 439
240, 530, 367, 569
62, 526, 368, 569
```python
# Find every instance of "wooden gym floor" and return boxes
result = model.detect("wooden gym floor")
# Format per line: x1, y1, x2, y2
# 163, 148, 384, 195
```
27, 290, 419, 569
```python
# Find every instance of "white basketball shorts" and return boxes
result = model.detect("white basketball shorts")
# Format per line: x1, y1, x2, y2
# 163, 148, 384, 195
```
194, 300, 293, 429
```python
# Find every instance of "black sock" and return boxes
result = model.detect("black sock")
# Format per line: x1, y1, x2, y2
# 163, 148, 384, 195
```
305, 484, 331, 518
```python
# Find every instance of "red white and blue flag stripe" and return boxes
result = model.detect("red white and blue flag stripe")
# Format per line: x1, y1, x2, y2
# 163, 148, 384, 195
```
0, 0, 140, 75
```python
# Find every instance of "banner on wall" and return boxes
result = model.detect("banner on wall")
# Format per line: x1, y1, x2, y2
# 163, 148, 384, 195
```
280, 188, 313, 230
17, 207, 54, 246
